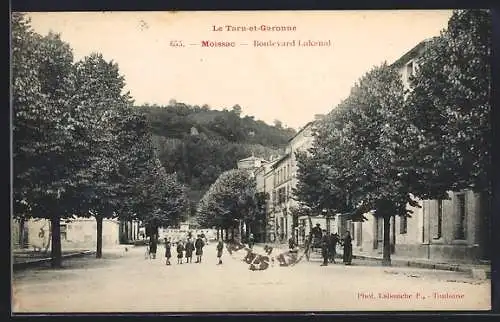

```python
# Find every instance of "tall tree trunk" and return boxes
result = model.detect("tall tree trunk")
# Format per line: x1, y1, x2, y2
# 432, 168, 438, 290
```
391, 215, 396, 254
124, 221, 129, 243
50, 216, 62, 268
382, 216, 391, 266
216, 228, 220, 240
96, 214, 103, 258
19, 217, 25, 248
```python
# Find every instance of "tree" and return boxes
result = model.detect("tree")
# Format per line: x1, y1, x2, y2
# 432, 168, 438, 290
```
405, 9, 492, 259
12, 14, 85, 267
71, 52, 134, 258
196, 169, 257, 240
406, 9, 491, 195
296, 64, 416, 266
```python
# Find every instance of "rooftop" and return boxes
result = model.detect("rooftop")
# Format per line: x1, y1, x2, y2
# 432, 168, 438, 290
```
390, 38, 435, 68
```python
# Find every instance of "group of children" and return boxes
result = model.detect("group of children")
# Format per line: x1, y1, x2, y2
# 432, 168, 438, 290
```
163, 235, 225, 265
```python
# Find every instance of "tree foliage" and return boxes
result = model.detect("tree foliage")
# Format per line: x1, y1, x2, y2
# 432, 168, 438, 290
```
196, 169, 257, 231
12, 14, 189, 264
294, 9, 491, 266
406, 9, 491, 195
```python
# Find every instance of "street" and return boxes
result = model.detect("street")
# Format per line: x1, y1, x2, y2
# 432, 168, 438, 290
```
12, 244, 491, 312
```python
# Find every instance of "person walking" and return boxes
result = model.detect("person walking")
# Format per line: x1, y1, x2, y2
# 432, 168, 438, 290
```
320, 232, 329, 266
195, 235, 205, 263
164, 238, 172, 265
216, 240, 224, 265
176, 240, 184, 264
328, 232, 339, 263
342, 231, 353, 265
185, 238, 195, 263
288, 236, 297, 253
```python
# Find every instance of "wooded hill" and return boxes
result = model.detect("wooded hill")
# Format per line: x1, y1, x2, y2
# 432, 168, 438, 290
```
135, 102, 296, 219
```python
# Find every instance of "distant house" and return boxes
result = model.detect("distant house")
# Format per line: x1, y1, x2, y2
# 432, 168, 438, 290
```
190, 126, 199, 136
236, 155, 267, 172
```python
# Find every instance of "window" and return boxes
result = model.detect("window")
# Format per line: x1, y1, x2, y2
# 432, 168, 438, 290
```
455, 194, 467, 240
435, 199, 443, 239
400, 216, 407, 234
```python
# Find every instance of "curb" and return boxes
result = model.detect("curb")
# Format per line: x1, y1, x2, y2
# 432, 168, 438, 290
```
351, 254, 491, 279
13, 250, 96, 270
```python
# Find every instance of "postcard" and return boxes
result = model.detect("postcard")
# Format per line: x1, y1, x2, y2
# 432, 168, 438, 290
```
11, 10, 492, 313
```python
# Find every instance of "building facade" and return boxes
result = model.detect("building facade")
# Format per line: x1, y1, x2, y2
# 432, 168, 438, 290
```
347, 40, 490, 264
12, 217, 120, 251
249, 39, 490, 264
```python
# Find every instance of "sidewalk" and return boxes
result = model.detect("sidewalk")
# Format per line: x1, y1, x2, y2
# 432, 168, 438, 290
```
13, 248, 96, 270
351, 252, 491, 279
253, 242, 491, 279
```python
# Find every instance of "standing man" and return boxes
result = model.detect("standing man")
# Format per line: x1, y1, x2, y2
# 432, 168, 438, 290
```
329, 232, 340, 263
149, 235, 158, 259
216, 239, 224, 265
185, 238, 195, 263
320, 231, 329, 266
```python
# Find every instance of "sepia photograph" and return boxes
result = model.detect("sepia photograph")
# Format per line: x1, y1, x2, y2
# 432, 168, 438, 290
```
11, 10, 492, 313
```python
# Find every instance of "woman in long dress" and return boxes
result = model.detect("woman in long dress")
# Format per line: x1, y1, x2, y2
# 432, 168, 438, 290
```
342, 231, 353, 265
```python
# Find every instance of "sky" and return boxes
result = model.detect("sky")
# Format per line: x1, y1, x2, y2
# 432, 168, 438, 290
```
26, 10, 453, 130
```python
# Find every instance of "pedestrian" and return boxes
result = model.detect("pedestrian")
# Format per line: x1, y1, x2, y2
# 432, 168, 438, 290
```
288, 235, 297, 251
311, 223, 323, 252
200, 231, 208, 245
195, 234, 205, 263
185, 238, 195, 263
328, 232, 339, 263
342, 231, 353, 265
320, 232, 329, 266
248, 233, 255, 249
165, 237, 172, 265
176, 240, 184, 264
145, 237, 151, 259
216, 240, 224, 265
149, 235, 158, 259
